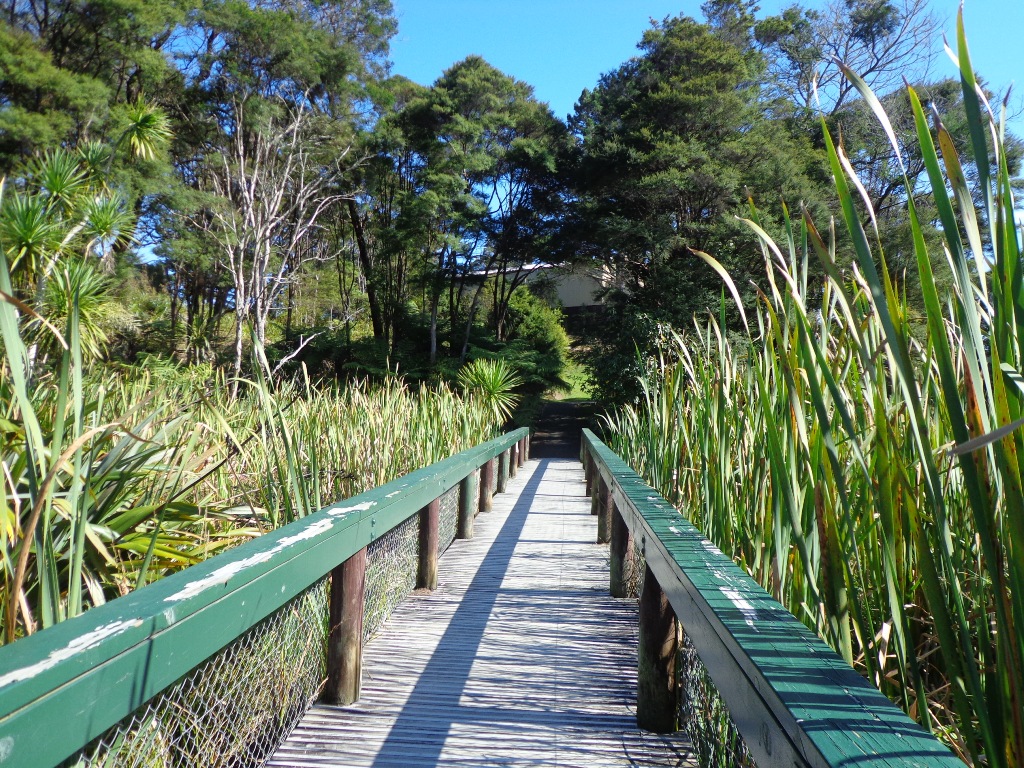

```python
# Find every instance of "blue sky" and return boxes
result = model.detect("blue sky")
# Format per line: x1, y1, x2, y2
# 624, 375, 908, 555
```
389, 1, 1024, 129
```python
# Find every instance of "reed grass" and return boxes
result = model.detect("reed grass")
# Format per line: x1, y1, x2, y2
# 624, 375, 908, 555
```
1, 246, 503, 644
605, 15, 1022, 766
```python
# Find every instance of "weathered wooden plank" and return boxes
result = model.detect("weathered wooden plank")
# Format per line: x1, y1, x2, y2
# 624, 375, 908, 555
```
269, 458, 694, 768
0, 428, 528, 768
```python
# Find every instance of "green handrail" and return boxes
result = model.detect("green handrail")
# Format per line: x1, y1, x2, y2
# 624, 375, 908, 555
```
581, 429, 961, 768
0, 427, 528, 768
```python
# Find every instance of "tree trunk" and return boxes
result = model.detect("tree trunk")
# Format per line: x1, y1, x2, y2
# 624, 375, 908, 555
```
231, 315, 244, 399
429, 296, 438, 366
347, 199, 385, 340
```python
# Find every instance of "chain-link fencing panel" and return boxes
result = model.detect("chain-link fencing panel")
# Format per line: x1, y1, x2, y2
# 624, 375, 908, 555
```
363, 512, 420, 642
65, 578, 329, 768
678, 632, 756, 768
438, 485, 459, 554
622, 534, 754, 768
626, 537, 646, 599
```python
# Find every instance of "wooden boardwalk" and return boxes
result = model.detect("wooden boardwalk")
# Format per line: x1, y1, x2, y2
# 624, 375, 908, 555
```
268, 458, 694, 768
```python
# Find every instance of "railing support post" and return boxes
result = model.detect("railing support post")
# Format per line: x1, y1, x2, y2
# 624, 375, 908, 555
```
497, 450, 509, 493
457, 471, 479, 539
637, 563, 678, 733
609, 505, 634, 598
523, 433, 530, 461
324, 547, 367, 705
480, 459, 495, 512
417, 498, 440, 590
517, 437, 526, 467
509, 443, 518, 478
584, 451, 595, 497
596, 477, 612, 543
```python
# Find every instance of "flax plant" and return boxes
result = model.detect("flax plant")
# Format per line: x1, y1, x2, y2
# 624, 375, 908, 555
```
2, 277, 502, 644
605, 15, 1022, 766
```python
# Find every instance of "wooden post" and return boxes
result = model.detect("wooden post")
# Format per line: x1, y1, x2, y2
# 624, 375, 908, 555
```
609, 505, 634, 598
590, 473, 601, 516
324, 547, 367, 705
523, 434, 530, 461
497, 450, 509, 493
637, 563, 678, 733
509, 443, 518, 478
417, 498, 440, 590
480, 459, 495, 512
584, 451, 595, 496
596, 477, 612, 543
457, 471, 478, 539
517, 438, 526, 467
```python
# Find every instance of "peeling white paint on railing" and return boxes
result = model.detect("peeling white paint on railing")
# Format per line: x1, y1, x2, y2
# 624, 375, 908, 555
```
167, 501, 377, 603
720, 587, 758, 631
0, 620, 144, 688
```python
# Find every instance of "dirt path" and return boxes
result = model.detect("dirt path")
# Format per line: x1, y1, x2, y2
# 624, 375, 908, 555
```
529, 399, 600, 458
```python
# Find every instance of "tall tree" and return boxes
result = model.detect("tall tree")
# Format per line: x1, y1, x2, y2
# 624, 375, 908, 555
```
753, 0, 941, 114
169, 0, 396, 385
566, 14, 829, 402
356, 56, 568, 366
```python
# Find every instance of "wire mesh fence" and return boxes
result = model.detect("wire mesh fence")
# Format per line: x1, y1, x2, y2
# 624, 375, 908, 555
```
439, 484, 459, 554
621, 532, 754, 768
55, 453, 509, 768
626, 537, 646, 599
678, 633, 756, 768
65, 578, 329, 768
363, 512, 420, 642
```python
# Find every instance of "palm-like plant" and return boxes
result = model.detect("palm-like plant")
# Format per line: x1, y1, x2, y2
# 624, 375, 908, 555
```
80, 194, 135, 270
457, 358, 523, 424
115, 99, 172, 162
30, 260, 113, 362
29, 150, 87, 214
0, 193, 63, 286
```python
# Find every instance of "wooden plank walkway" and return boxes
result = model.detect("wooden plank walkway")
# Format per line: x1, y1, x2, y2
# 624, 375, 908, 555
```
268, 458, 695, 768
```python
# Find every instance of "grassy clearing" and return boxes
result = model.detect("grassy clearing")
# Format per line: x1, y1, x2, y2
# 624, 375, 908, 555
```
604, 16, 1022, 766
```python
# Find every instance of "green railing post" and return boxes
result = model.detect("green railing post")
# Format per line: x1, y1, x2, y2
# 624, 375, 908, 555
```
324, 546, 367, 705
609, 505, 633, 598
457, 471, 479, 539
497, 450, 509, 493
596, 477, 612, 544
417, 497, 440, 590
637, 563, 678, 733
480, 459, 495, 513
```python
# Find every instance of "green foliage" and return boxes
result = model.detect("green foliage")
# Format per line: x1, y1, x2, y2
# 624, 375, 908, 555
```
0, 26, 110, 171
457, 358, 522, 424
605, 20, 1024, 763
566, 12, 832, 402
501, 287, 570, 393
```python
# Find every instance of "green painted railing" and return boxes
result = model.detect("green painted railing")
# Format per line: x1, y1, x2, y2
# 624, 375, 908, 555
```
581, 429, 961, 768
0, 428, 529, 768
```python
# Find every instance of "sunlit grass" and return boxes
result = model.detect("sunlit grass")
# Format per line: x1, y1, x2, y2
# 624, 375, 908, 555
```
605, 15, 1022, 766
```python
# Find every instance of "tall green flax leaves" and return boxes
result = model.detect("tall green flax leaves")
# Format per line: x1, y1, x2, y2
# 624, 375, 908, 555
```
605, 12, 1022, 765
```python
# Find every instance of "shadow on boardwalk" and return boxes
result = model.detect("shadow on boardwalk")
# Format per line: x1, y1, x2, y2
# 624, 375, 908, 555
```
529, 400, 600, 459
